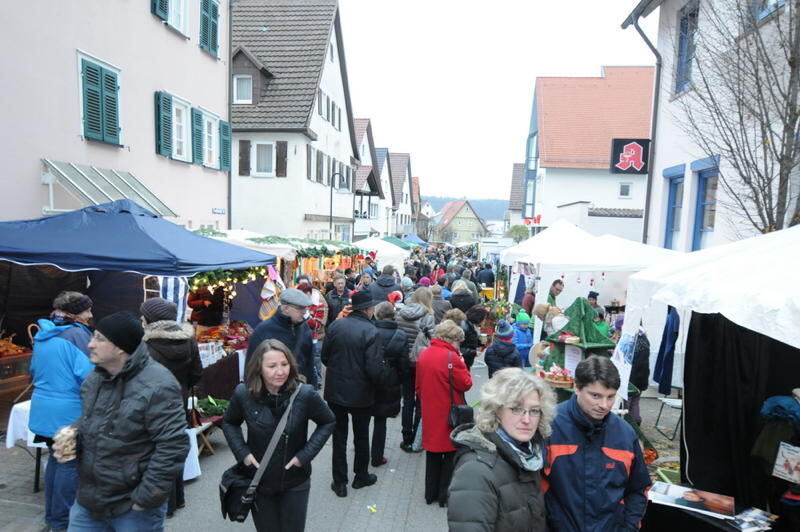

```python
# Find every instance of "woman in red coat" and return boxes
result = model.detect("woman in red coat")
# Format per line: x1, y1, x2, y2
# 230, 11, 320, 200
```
416, 319, 473, 506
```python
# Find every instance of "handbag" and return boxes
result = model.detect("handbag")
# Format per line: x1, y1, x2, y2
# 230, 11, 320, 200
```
219, 384, 302, 522
447, 350, 473, 428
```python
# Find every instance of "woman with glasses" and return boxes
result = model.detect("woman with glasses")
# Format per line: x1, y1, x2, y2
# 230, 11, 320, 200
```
448, 368, 555, 532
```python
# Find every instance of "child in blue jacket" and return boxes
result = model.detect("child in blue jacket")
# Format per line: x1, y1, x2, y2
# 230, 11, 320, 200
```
512, 310, 534, 367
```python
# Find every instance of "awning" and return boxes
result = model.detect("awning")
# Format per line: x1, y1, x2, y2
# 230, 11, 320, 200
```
43, 159, 177, 217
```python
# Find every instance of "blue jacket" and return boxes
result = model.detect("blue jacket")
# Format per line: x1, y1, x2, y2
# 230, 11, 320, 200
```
246, 310, 317, 388
511, 324, 533, 367
545, 395, 651, 531
484, 338, 521, 378
29, 319, 94, 437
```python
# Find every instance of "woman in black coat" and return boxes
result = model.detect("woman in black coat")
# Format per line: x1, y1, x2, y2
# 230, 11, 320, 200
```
370, 302, 410, 466
223, 339, 335, 532
449, 280, 477, 313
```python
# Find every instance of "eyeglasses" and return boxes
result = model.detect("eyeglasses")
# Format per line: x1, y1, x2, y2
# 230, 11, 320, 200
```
507, 406, 542, 418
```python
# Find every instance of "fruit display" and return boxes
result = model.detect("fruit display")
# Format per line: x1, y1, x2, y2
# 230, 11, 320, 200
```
544, 364, 574, 388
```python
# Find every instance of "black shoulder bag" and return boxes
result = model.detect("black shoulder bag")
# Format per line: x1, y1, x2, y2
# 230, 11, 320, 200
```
219, 384, 302, 522
447, 351, 474, 428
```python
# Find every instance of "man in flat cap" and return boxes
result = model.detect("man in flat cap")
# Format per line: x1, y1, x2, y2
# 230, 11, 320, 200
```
66, 311, 189, 530
246, 288, 317, 388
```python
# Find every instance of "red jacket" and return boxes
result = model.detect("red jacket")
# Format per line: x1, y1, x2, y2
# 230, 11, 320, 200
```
416, 338, 472, 452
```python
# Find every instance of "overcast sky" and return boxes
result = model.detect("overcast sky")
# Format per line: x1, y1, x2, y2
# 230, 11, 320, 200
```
338, 0, 659, 201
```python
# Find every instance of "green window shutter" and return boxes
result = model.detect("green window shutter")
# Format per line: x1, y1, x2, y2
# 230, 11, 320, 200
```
209, 1, 219, 56
81, 59, 103, 142
101, 69, 120, 145
191, 108, 204, 164
151, 0, 168, 21
199, 0, 210, 53
219, 120, 231, 171
154, 92, 173, 157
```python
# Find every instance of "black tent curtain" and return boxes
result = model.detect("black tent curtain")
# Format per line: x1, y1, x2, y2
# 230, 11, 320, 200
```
681, 312, 800, 511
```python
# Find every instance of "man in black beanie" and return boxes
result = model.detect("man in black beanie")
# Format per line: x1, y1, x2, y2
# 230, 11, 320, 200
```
66, 311, 189, 529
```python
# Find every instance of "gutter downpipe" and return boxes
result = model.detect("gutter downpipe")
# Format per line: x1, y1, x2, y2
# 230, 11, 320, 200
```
227, 0, 234, 230
627, 12, 662, 244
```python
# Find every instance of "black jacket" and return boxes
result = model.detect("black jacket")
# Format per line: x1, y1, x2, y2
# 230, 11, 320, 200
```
450, 292, 477, 313
321, 311, 384, 408
449, 425, 547, 532
325, 290, 351, 325
246, 310, 317, 388
222, 382, 335, 494
369, 274, 402, 302
476, 269, 495, 287
143, 321, 202, 403
630, 331, 651, 392
460, 320, 481, 367
371, 320, 409, 418
432, 296, 452, 324
484, 339, 522, 378
75, 343, 189, 518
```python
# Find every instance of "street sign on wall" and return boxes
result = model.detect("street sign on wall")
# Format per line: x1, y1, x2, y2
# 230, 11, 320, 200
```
610, 138, 651, 174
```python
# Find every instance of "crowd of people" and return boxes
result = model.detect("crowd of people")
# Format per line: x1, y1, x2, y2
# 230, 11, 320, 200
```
25, 247, 653, 532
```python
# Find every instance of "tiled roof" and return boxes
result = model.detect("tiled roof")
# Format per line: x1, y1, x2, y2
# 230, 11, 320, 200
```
355, 165, 372, 190
354, 118, 369, 146
588, 207, 644, 218
388, 153, 410, 208
411, 176, 421, 205
535, 66, 654, 169
508, 163, 525, 211
433, 200, 466, 230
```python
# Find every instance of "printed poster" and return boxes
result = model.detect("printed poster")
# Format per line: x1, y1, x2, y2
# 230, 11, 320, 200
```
772, 442, 800, 483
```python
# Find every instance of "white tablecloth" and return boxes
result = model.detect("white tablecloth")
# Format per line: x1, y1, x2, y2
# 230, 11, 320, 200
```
5, 400, 201, 481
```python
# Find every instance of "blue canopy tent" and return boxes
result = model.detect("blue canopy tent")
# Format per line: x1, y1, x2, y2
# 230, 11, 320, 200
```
402, 233, 428, 247
0, 200, 275, 275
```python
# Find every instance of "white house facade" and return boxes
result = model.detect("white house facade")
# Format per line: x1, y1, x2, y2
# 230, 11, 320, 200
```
375, 148, 396, 236
389, 153, 413, 236
353, 119, 386, 240
2, 0, 230, 228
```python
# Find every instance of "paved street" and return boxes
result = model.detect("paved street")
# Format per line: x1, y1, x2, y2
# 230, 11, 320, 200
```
1, 363, 681, 532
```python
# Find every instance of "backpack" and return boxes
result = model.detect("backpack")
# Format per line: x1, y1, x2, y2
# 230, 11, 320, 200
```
410, 325, 431, 363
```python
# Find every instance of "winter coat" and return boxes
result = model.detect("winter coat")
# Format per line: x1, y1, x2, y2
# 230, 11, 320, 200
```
143, 321, 202, 403
371, 320, 409, 418
246, 310, 317, 388
460, 320, 481, 368
484, 338, 522, 378
396, 303, 436, 358
325, 290, 352, 326
432, 295, 452, 324
450, 291, 477, 314
187, 287, 224, 325
29, 319, 94, 438
306, 289, 328, 340
630, 331, 651, 392
222, 382, 335, 494
475, 269, 495, 287
545, 395, 651, 532
521, 293, 536, 316
449, 425, 547, 532
75, 342, 189, 518
415, 339, 472, 452
321, 311, 384, 408
369, 274, 402, 303
512, 324, 534, 367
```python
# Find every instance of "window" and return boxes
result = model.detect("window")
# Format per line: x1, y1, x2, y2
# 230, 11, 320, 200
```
80, 57, 120, 145
172, 97, 191, 162
233, 75, 252, 104
169, 0, 189, 34
692, 170, 718, 250
752, 0, 785, 21
370, 203, 379, 218
199, 0, 219, 57
619, 182, 632, 198
251, 142, 275, 177
526, 134, 538, 171
335, 224, 351, 242
203, 114, 219, 168
675, 2, 699, 94
664, 177, 684, 250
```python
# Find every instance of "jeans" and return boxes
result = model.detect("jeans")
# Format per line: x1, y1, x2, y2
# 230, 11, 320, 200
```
401, 366, 421, 445
252, 486, 310, 532
313, 340, 323, 389
328, 402, 371, 485
68, 502, 168, 531
371, 416, 387, 464
45, 451, 79, 530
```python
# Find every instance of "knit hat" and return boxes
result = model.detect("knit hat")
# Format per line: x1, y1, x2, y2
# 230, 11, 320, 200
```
296, 280, 313, 294
588, 291, 599, 299
515, 310, 531, 324
418, 277, 432, 287
140, 298, 177, 323
95, 311, 144, 354
401, 277, 413, 289
387, 291, 404, 306
59, 294, 93, 315
495, 320, 514, 340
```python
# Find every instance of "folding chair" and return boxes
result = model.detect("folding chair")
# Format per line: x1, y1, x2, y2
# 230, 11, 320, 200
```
655, 397, 683, 440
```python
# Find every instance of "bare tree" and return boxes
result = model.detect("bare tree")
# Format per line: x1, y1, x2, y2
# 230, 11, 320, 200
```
675, 0, 800, 232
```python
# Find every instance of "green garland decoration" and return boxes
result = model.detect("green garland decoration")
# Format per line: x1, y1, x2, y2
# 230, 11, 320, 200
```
189, 266, 271, 292
193, 227, 228, 238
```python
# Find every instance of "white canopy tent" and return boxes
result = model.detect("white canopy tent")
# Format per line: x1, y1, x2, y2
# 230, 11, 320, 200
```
499, 219, 594, 266
354, 237, 409, 272
212, 229, 297, 261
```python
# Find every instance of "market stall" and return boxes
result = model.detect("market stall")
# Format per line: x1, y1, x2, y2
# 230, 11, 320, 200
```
355, 236, 410, 272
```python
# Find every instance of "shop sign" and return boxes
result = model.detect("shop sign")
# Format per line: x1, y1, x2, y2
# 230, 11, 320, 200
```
610, 138, 650, 174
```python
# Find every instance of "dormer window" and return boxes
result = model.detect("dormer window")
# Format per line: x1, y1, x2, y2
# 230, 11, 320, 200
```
233, 75, 252, 104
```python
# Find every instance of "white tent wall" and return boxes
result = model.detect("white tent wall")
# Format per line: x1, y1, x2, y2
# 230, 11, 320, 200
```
354, 237, 408, 273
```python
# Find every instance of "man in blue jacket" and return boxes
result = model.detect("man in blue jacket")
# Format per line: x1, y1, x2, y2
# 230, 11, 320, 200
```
545, 355, 651, 531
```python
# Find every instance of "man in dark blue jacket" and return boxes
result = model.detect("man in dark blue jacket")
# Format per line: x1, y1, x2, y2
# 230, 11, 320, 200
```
246, 289, 317, 388
544, 355, 650, 531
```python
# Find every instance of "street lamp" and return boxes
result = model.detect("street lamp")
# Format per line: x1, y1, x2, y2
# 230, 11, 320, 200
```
329, 171, 346, 240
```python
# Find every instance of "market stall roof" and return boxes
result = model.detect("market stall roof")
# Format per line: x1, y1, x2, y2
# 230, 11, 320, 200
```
533, 233, 679, 272
354, 237, 409, 272
628, 225, 800, 349
499, 219, 594, 265
403, 233, 428, 246
208, 229, 297, 261
382, 236, 417, 250
0, 200, 275, 276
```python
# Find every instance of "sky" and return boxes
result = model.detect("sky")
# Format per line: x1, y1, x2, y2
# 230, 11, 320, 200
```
338, 0, 660, 201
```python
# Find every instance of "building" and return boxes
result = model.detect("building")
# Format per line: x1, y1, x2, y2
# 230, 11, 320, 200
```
2, 0, 230, 228
388, 153, 414, 237
521, 66, 655, 241
430, 200, 489, 244
410, 176, 429, 238
623, 1, 789, 251
230, 0, 359, 241
504, 163, 525, 232
353, 119, 386, 240
374, 148, 396, 236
